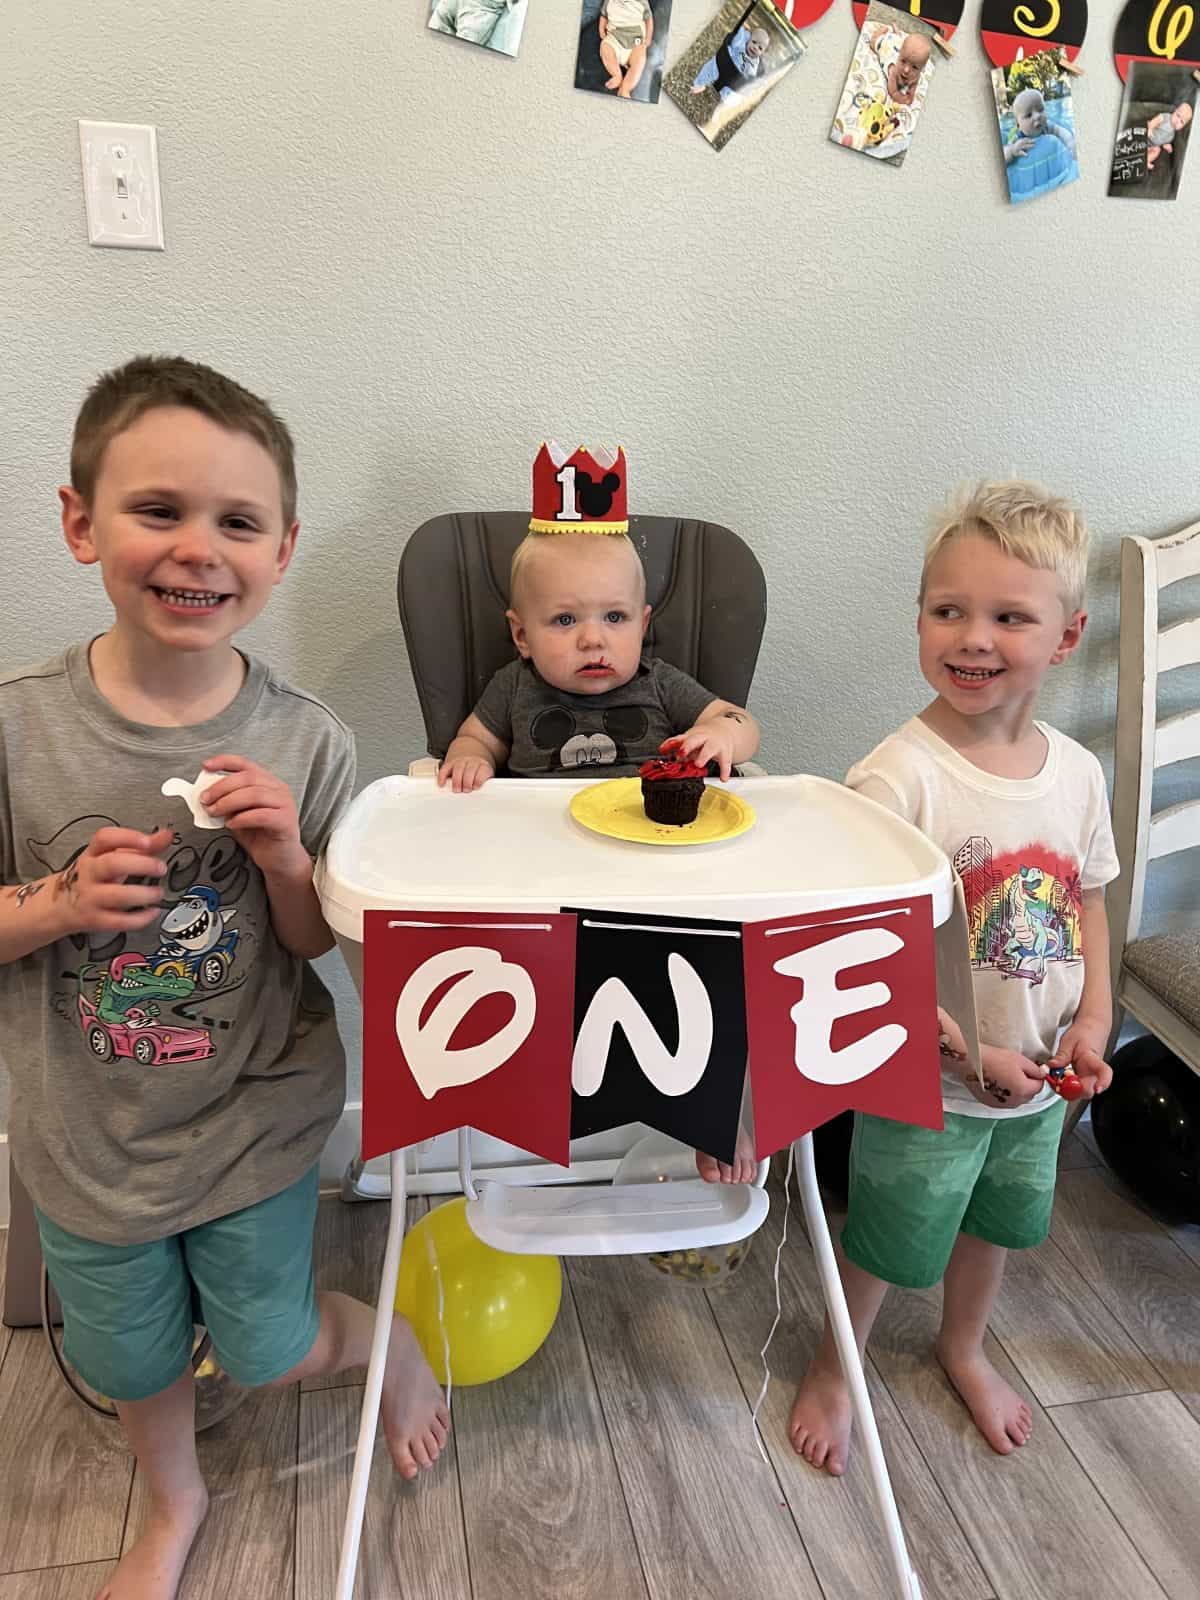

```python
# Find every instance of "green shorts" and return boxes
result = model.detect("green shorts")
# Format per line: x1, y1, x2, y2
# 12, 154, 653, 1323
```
35, 1165, 321, 1403
841, 1101, 1066, 1290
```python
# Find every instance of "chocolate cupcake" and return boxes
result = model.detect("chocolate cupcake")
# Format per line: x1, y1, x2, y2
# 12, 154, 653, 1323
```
639, 757, 708, 826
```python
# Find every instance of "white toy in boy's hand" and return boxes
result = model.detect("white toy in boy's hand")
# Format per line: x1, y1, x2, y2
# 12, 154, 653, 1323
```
161, 771, 230, 830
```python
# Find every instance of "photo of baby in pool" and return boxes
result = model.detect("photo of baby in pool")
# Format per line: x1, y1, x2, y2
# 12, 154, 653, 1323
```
830, 1, 937, 168
991, 49, 1079, 205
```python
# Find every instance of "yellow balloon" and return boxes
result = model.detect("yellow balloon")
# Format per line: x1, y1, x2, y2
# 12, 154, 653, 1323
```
394, 1198, 562, 1386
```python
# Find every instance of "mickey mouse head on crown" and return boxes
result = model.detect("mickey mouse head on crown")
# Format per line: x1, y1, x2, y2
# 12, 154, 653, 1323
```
529, 441, 629, 535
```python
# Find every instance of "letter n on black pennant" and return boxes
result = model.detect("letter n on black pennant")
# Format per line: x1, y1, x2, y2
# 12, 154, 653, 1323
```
566, 906, 746, 1165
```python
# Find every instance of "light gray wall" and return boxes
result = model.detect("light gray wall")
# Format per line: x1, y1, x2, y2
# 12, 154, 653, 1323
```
3, 0, 1198, 1125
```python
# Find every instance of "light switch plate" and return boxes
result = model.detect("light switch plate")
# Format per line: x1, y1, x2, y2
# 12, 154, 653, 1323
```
78, 120, 164, 250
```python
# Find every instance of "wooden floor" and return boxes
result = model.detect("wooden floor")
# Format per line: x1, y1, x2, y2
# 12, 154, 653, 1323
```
3, 1119, 1200, 1600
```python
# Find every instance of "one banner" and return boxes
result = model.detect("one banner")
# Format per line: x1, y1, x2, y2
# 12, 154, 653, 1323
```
568, 906, 747, 1163
980, 0, 1087, 66
1114, 0, 1200, 80
743, 895, 942, 1158
361, 910, 577, 1163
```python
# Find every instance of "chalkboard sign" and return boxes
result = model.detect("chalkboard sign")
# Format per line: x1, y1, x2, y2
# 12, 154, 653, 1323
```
1110, 122, 1150, 180
980, 0, 1087, 66
852, 0, 964, 42
1114, 0, 1200, 80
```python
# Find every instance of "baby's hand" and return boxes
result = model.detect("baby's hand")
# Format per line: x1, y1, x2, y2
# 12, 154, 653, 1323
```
964, 1046, 1047, 1110
1006, 137, 1035, 162
664, 724, 736, 782
437, 755, 494, 793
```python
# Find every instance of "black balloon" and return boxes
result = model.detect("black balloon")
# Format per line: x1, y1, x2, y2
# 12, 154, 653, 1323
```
1091, 1036, 1200, 1223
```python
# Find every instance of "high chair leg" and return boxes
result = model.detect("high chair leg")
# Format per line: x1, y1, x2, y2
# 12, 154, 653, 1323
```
335, 1148, 409, 1600
794, 1134, 923, 1600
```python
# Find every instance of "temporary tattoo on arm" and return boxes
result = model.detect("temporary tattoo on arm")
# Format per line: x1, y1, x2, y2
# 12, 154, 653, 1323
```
975, 1075, 1011, 1104
55, 862, 80, 901
7, 880, 45, 909
720, 710, 747, 723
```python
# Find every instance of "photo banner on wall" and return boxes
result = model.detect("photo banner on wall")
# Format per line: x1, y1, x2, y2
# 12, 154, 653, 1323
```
361, 909, 578, 1164
743, 895, 943, 1158
567, 906, 748, 1164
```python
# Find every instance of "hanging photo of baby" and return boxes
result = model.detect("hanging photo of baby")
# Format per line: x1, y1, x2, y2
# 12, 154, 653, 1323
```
830, 1, 937, 168
991, 50, 1079, 204
574, 0, 673, 104
663, 0, 806, 152
1109, 61, 1197, 201
428, 0, 529, 58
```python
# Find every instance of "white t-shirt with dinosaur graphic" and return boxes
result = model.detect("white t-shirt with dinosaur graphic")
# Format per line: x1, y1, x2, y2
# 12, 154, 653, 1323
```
847, 717, 1119, 1119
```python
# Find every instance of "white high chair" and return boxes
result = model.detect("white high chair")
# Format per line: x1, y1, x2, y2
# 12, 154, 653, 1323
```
320, 512, 938, 1600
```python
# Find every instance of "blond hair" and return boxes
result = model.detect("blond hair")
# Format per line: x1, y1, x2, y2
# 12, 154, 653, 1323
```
71, 355, 298, 525
921, 481, 1089, 613
508, 530, 645, 607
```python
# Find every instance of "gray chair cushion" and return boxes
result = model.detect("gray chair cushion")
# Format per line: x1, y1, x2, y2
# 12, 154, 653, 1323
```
1123, 932, 1200, 1031
398, 513, 767, 759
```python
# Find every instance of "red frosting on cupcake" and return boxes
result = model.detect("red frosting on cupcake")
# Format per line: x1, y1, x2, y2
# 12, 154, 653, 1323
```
639, 757, 707, 782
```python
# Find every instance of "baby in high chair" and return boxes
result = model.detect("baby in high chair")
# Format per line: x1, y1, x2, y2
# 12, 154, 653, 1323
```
438, 444, 761, 1181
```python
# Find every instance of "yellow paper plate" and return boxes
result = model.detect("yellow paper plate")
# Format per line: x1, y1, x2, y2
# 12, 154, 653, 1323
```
569, 777, 756, 847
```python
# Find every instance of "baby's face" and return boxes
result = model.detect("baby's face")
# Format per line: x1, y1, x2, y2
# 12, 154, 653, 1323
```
1171, 103, 1193, 132
507, 536, 650, 695
746, 29, 768, 59
1015, 92, 1046, 137
894, 35, 929, 91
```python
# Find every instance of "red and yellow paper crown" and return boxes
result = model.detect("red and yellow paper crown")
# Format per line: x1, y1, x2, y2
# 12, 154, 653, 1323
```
529, 441, 628, 535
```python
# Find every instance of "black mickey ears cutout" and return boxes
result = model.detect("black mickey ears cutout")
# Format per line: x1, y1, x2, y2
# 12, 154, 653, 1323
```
574, 471, 622, 519
603, 707, 649, 743
531, 707, 577, 751
530, 705, 650, 749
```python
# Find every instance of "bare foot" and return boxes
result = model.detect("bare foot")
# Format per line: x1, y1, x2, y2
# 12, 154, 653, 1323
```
936, 1340, 1032, 1454
788, 1361, 853, 1476
381, 1313, 451, 1479
690, 84, 706, 95
695, 1125, 757, 1184
97, 1488, 208, 1600
605, 72, 622, 89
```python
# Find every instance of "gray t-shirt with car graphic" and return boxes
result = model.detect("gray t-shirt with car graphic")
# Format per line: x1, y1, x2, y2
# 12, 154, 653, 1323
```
0, 643, 355, 1245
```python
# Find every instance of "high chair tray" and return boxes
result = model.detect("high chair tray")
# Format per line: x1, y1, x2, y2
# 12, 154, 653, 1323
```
466, 1177, 770, 1256
318, 773, 954, 941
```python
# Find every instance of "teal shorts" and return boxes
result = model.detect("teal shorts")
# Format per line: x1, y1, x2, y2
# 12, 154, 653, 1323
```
35, 1165, 321, 1403
841, 1101, 1066, 1290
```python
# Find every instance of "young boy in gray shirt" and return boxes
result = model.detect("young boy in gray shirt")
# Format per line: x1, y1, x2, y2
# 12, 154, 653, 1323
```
0, 357, 448, 1600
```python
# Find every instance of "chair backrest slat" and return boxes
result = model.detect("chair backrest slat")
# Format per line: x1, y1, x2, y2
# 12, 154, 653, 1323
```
1155, 706, 1200, 771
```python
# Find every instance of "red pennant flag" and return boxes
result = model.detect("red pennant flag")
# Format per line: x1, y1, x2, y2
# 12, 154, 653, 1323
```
361, 910, 577, 1164
744, 895, 942, 1158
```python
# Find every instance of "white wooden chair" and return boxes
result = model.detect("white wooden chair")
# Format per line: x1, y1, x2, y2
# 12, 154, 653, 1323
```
1106, 519, 1200, 1076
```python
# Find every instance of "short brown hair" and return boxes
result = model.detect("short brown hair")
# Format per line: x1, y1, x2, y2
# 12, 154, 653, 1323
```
70, 355, 298, 525
921, 480, 1089, 613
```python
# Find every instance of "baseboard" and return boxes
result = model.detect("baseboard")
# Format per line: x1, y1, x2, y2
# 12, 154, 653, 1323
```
0, 1134, 9, 1229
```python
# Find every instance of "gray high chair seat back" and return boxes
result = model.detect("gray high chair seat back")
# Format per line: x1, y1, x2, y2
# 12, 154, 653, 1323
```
398, 513, 767, 759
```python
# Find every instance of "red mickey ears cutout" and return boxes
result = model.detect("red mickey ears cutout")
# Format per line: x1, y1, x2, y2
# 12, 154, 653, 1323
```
1114, 0, 1200, 80
980, 0, 1087, 67
773, 0, 837, 29
852, 0, 965, 43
